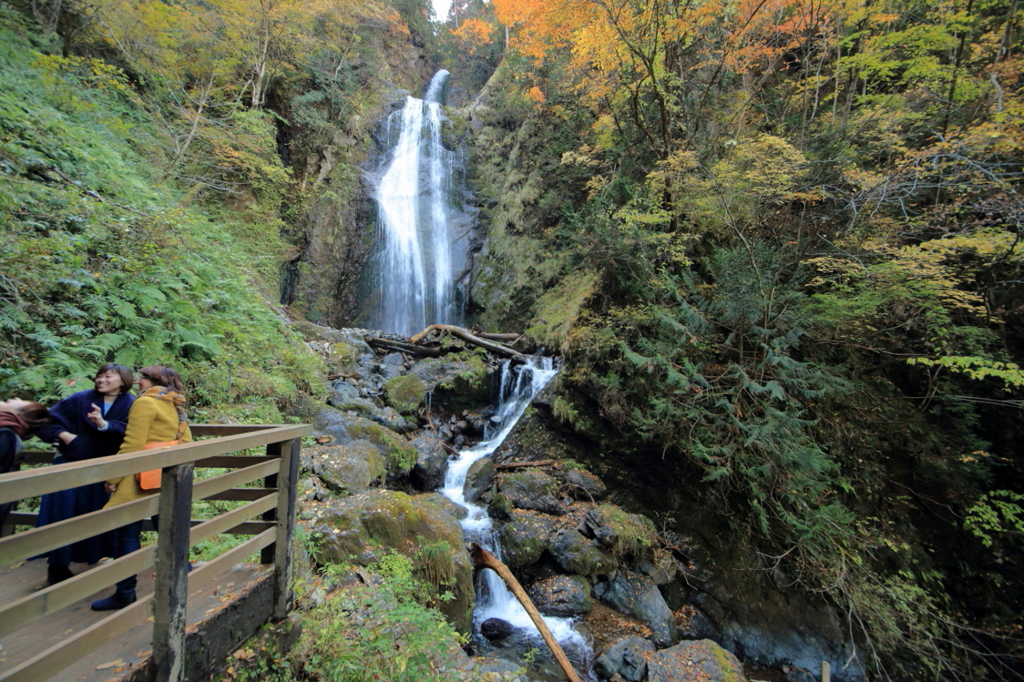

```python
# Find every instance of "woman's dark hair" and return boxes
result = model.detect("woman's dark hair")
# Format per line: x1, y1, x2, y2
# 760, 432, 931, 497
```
138, 365, 184, 393
18, 401, 51, 437
95, 364, 134, 394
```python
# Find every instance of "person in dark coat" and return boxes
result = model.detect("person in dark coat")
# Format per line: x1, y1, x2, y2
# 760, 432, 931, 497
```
36, 364, 134, 584
0, 398, 51, 528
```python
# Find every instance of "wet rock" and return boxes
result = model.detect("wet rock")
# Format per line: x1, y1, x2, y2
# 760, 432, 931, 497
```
647, 639, 747, 682
499, 469, 563, 515
383, 373, 426, 415
676, 605, 721, 642
526, 575, 592, 617
464, 458, 497, 503
302, 489, 474, 633
785, 667, 817, 682
314, 408, 418, 478
303, 442, 385, 496
480, 618, 514, 640
594, 571, 678, 647
487, 492, 513, 520
327, 379, 360, 403
595, 635, 656, 682
498, 510, 560, 568
555, 467, 607, 501
549, 529, 618, 577
409, 432, 451, 491
382, 352, 405, 366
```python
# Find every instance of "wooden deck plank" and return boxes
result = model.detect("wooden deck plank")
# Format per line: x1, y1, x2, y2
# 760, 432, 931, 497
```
0, 555, 271, 681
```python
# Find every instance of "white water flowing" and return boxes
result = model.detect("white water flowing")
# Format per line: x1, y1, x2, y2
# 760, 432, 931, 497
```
369, 70, 459, 335
441, 358, 589, 650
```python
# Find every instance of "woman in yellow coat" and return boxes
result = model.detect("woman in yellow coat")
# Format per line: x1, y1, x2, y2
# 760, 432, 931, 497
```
91, 365, 192, 611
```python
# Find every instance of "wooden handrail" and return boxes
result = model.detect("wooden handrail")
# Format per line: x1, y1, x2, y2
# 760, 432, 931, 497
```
0, 423, 309, 505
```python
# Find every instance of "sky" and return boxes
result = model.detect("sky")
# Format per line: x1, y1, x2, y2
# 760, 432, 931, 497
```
433, 0, 453, 22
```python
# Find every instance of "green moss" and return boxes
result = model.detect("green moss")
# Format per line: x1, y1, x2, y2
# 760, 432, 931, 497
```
599, 504, 658, 557
347, 421, 418, 475
414, 540, 457, 591
526, 269, 600, 349
383, 374, 426, 415
437, 350, 491, 403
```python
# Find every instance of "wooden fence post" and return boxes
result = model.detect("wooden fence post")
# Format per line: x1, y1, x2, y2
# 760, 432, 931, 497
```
260, 441, 282, 565
152, 462, 194, 682
272, 439, 299, 620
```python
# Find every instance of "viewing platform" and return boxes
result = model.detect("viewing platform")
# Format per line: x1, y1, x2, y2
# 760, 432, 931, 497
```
0, 423, 310, 682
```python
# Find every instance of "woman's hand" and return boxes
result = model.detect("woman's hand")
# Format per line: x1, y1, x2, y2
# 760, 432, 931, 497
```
58, 431, 78, 445
104, 482, 117, 494
86, 404, 107, 429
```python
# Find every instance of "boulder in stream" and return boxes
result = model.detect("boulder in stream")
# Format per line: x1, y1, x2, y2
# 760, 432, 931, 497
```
499, 469, 564, 515
646, 639, 748, 682
594, 635, 656, 682
464, 457, 497, 503
409, 432, 451, 491
593, 571, 678, 648
498, 510, 561, 568
526, 574, 592, 617
480, 618, 515, 640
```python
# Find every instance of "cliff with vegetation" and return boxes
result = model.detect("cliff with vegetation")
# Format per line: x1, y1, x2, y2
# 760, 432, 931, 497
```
445, 0, 1024, 678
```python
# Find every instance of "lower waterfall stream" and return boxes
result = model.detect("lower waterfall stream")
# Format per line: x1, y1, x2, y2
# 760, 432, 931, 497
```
440, 357, 593, 678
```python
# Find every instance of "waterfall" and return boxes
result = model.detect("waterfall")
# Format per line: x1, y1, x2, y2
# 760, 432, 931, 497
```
367, 70, 461, 335
441, 358, 590, 654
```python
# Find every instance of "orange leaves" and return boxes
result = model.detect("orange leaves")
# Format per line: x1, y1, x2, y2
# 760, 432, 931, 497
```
451, 17, 494, 54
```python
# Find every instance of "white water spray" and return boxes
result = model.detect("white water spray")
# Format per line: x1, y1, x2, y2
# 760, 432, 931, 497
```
369, 70, 458, 335
441, 358, 589, 650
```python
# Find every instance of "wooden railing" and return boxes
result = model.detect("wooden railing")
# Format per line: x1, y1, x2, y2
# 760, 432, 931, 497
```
0, 423, 311, 682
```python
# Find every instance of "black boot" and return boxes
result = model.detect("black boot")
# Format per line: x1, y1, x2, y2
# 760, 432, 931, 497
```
47, 564, 74, 585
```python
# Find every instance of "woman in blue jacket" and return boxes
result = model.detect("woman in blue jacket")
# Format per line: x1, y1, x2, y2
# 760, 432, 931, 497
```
37, 364, 135, 584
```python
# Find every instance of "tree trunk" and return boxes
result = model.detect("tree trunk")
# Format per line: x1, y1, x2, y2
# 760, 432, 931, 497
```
470, 544, 584, 682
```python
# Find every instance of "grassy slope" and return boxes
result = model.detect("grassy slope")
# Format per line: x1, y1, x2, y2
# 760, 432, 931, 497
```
0, 6, 324, 420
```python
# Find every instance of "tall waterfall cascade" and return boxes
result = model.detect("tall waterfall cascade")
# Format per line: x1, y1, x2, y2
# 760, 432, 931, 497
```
441, 358, 591, 659
365, 70, 469, 336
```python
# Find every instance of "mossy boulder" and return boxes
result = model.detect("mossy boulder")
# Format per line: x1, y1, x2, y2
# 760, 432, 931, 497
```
302, 490, 475, 633
314, 408, 417, 478
301, 442, 385, 496
409, 353, 492, 407
498, 510, 561, 568
327, 340, 361, 376
500, 469, 563, 515
578, 504, 658, 558
548, 528, 618, 577
647, 639, 748, 682
555, 466, 607, 501
383, 373, 426, 415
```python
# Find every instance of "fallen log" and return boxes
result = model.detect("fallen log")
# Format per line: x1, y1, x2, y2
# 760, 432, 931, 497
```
366, 337, 443, 357
470, 544, 583, 682
410, 324, 526, 360
475, 332, 524, 343
495, 459, 557, 470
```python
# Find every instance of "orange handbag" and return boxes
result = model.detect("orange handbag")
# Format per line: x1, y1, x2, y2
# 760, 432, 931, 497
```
135, 440, 180, 490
